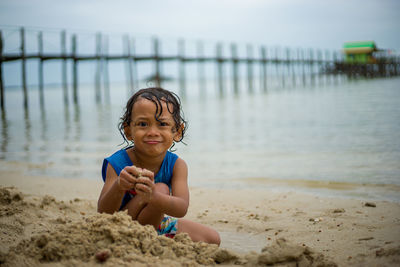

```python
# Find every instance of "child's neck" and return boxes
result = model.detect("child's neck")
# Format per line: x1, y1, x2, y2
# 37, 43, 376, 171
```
130, 148, 166, 174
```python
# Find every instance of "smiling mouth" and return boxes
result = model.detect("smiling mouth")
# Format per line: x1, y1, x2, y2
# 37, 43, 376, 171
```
145, 141, 160, 144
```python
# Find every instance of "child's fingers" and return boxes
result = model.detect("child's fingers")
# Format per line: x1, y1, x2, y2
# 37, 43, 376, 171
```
135, 176, 154, 194
118, 169, 137, 190
119, 169, 137, 183
124, 166, 143, 177
140, 169, 154, 181
124, 166, 154, 180
136, 176, 153, 186
135, 183, 152, 194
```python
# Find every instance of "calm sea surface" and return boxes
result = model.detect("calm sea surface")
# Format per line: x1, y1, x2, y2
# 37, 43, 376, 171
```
1, 76, 400, 201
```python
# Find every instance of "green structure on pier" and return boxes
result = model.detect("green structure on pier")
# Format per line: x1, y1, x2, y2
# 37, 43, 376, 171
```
343, 41, 377, 64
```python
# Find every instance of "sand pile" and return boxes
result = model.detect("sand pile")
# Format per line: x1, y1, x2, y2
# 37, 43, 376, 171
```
6, 212, 233, 266
0, 187, 337, 266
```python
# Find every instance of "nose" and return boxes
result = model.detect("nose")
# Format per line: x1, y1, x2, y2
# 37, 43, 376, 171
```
146, 125, 160, 136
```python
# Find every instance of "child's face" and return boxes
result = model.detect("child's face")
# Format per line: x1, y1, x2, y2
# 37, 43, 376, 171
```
124, 97, 181, 157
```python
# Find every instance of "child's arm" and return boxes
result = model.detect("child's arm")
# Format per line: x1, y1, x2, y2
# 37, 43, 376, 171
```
98, 163, 145, 214
141, 158, 189, 218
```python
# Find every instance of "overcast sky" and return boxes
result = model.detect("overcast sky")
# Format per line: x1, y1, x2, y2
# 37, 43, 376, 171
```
0, 0, 399, 52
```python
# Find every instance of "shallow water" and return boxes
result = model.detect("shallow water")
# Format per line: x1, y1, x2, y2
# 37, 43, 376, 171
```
1, 76, 399, 201
219, 231, 267, 253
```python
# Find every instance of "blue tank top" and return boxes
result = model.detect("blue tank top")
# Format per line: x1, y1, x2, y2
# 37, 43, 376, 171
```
101, 147, 178, 209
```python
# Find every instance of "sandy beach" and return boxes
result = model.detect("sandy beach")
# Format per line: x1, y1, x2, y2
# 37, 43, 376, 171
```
1, 160, 399, 266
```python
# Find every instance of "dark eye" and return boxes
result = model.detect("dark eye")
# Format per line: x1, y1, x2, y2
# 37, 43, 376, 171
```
137, 121, 148, 127
159, 121, 169, 127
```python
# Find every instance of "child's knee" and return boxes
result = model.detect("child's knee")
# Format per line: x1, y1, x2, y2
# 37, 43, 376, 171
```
154, 182, 169, 195
209, 230, 221, 246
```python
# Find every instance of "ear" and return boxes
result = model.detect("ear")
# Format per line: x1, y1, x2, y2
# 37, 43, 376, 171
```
173, 123, 184, 142
123, 123, 133, 140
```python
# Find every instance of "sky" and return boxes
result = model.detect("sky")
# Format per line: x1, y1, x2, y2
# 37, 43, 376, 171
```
0, 0, 399, 52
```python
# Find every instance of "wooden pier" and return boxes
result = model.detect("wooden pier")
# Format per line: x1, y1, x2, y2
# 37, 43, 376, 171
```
0, 27, 399, 111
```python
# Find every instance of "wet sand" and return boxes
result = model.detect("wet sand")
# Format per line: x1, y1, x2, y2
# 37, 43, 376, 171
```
1, 160, 400, 266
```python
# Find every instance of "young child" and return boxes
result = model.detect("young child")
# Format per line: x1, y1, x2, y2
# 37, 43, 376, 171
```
98, 87, 220, 245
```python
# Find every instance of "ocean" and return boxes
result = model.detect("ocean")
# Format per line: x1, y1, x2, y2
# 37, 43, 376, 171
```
1, 75, 400, 201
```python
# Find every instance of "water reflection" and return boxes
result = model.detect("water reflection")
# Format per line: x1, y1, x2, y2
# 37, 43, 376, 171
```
96, 102, 114, 143
39, 102, 48, 153
68, 104, 82, 172
23, 108, 31, 154
0, 110, 8, 156
73, 103, 81, 143
63, 104, 71, 142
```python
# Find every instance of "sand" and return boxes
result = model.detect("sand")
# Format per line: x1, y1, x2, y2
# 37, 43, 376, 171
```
1, 160, 400, 266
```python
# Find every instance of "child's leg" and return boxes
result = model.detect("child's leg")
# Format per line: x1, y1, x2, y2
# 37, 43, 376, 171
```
124, 182, 169, 229
136, 183, 169, 228
177, 219, 221, 245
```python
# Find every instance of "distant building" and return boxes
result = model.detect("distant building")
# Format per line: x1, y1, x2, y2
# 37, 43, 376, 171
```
343, 41, 377, 64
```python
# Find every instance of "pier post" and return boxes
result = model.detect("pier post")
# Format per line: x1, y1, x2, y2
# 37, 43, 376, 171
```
38, 31, 45, 107
260, 46, 267, 92
124, 35, 134, 95
178, 39, 186, 97
72, 34, 78, 104
247, 44, 254, 92
390, 57, 396, 76
20, 27, 28, 109
0, 31, 4, 111
277, 47, 285, 88
288, 48, 296, 86
285, 48, 290, 83
103, 35, 110, 101
197, 41, 206, 94
216, 43, 224, 94
332, 51, 339, 83
325, 50, 330, 84
295, 48, 301, 86
95, 32, 102, 102
153, 38, 161, 87
291, 48, 296, 86
317, 49, 323, 85
309, 48, 315, 86
273, 47, 278, 87
61, 30, 68, 105
300, 48, 306, 86
231, 43, 239, 94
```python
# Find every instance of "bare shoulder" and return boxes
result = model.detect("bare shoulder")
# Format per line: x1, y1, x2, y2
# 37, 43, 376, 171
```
99, 163, 118, 200
171, 157, 189, 198
173, 157, 188, 176
105, 162, 118, 181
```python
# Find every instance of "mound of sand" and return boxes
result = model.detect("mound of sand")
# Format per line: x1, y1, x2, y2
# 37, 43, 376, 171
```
0, 187, 337, 266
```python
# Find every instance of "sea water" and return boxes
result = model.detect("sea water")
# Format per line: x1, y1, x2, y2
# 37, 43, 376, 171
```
1, 76, 399, 201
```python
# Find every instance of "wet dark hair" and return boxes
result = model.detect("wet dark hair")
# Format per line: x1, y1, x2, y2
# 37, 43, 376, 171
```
118, 87, 187, 150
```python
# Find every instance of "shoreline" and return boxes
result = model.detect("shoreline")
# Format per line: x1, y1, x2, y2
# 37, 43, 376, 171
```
1, 159, 399, 203
231, 177, 400, 204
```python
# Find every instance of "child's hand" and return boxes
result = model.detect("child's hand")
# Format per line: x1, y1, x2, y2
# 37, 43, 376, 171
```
117, 165, 143, 191
135, 169, 155, 203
